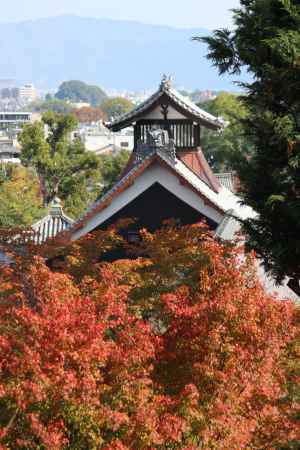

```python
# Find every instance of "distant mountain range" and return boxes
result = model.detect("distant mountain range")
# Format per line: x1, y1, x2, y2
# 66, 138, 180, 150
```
0, 15, 241, 92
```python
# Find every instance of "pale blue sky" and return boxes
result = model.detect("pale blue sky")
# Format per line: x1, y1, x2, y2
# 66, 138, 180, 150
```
1, 0, 240, 29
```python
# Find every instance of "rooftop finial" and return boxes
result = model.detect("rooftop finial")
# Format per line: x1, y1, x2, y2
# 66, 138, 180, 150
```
160, 74, 173, 90
50, 197, 63, 216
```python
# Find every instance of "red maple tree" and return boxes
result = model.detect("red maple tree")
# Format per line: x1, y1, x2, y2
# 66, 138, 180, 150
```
0, 223, 299, 449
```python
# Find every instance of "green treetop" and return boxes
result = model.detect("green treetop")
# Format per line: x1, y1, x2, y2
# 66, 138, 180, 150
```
28, 98, 73, 114
99, 149, 130, 193
200, 92, 252, 172
55, 80, 107, 107
18, 112, 100, 212
196, 0, 300, 296
101, 97, 134, 120
0, 165, 44, 227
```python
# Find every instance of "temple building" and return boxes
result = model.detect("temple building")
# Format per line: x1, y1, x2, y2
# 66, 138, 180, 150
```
32, 198, 74, 244
66, 76, 252, 242
0, 198, 74, 266
34, 77, 297, 299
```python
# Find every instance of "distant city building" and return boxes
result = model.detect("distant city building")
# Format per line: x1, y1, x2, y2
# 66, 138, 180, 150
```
106, 87, 217, 106
19, 84, 38, 103
0, 79, 16, 90
75, 121, 134, 154
71, 102, 91, 109
0, 137, 21, 164
0, 97, 22, 113
0, 112, 32, 134
106, 88, 154, 105
190, 90, 216, 104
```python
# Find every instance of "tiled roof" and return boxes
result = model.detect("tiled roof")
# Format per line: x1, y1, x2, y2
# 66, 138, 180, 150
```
178, 150, 221, 193
32, 198, 74, 244
66, 147, 253, 239
107, 78, 225, 131
68, 152, 159, 234
215, 173, 236, 192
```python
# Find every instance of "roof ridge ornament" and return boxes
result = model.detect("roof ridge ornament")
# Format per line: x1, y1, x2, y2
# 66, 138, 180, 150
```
107, 75, 223, 132
160, 74, 173, 90
32, 196, 74, 245
50, 197, 63, 217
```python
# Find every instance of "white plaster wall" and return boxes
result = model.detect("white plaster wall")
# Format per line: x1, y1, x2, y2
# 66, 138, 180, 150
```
72, 163, 224, 241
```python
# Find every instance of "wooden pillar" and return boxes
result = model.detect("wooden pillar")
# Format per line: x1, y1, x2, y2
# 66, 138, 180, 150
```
134, 124, 141, 150
194, 124, 201, 147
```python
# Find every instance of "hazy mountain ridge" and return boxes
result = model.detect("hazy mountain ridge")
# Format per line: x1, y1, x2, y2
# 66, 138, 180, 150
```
0, 15, 238, 91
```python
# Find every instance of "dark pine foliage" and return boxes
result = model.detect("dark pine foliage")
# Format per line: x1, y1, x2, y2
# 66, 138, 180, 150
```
195, 0, 300, 295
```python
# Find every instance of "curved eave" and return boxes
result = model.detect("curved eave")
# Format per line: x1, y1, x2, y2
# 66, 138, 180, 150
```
32, 214, 75, 244
62, 151, 229, 243
32, 213, 74, 230
106, 88, 223, 132
107, 115, 220, 133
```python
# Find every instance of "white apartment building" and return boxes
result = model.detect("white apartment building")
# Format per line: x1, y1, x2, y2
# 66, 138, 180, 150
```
0, 112, 32, 132
19, 84, 38, 103
0, 136, 21, 164
76, 122, 134, 154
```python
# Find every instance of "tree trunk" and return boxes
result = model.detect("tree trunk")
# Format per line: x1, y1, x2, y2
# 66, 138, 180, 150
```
39, 174, 49, 208
39, 175, 60, 207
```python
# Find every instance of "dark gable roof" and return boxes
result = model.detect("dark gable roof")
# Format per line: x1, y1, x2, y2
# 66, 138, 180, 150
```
64, 149, 235, 239
106, 78, 225, 132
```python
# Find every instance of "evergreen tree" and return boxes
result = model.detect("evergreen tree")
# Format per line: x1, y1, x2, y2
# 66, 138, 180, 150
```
99, 150, 130, 193
55, 80, 107, 107
19, 112, 100, 211
200, 92, 252, 171
0, 166, 44, 226
196, 0, 300, 295
28, 98, 73, 114
101, 97, 134, 119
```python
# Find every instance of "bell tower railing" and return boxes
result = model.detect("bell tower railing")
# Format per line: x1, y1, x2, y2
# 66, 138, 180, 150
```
134, 120, 200, 151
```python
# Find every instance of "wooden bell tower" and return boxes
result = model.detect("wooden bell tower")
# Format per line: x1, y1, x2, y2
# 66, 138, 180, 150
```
107, 76, 224, 192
